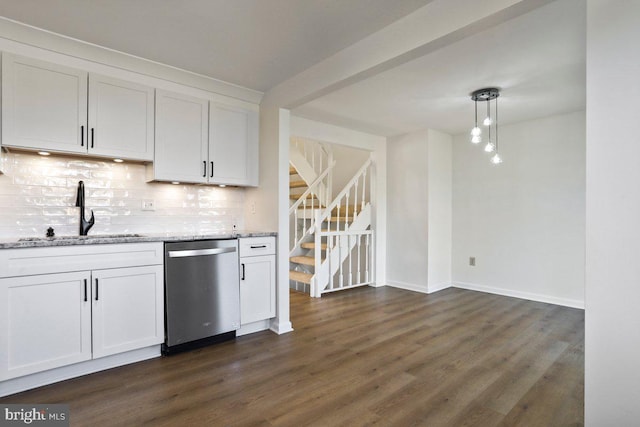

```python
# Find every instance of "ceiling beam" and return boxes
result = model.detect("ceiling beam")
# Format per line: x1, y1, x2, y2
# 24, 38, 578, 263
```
263, 0, 555, 109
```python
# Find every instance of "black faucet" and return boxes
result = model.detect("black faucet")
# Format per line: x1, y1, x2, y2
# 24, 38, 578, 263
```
75, 181, 95, 236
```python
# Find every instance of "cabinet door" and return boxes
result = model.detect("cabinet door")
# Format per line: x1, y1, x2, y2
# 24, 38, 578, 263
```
154, 90, 208, 183
91, 265, 164, 359
209, 102, 258, 186
1, 53, 87, 154
88, 74, 154, 161
240, 255, 276, 325
0, 271, 92, 381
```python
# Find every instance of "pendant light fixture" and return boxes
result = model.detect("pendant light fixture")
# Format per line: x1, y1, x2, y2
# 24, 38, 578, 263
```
470, 87, 502, 164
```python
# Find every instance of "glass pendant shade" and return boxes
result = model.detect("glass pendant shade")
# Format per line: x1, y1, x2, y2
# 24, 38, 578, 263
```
471, 126, 481, 137
483, 116, 492, 126
484, 142, 495, 152
491, 153, 503, 164
471, 135, 481, 144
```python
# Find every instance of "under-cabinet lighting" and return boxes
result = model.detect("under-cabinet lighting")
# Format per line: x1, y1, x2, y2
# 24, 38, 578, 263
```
37, 151, 50, 156
171, 181, 180, 185
113, 158, 124, 163
219, 184, 226, 188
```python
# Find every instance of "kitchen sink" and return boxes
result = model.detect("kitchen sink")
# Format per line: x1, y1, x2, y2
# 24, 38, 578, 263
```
18, 234, 143, 242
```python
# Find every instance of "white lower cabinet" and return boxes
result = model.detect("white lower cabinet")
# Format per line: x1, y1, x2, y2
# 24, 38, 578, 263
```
239, 237, 276, 326
0, 243, 164, 382
240, 255, 276, 324
0, 271, 92, 381
91, 265, 164, 359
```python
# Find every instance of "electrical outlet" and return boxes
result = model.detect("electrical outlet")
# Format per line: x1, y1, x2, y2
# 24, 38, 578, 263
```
469, 257, 476, 266
250, 201, 256, 214
142, 199, 156, 211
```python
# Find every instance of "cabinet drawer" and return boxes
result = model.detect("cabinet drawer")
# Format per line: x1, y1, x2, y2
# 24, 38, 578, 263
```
239, 237, 275, 257
0, 242, 163, 278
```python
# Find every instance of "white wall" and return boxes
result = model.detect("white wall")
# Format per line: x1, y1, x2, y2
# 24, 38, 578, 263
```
427, 129, 453, 292
585, 1, 640, 424
387, 131, 429, 289
386, 129, 452, 293
329, 144, 371, 196
0, 151, 244, 239
452, 111, 585, 308
245, 106, 292, 335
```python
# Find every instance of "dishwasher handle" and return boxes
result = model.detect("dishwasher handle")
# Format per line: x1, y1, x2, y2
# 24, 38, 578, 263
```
168, 247, 237, 258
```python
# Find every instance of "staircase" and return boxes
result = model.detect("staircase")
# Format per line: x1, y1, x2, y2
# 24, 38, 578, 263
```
289, 137, 374, 297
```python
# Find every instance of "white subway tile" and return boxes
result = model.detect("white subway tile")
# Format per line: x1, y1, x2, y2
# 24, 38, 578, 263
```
0, 152, 245, 238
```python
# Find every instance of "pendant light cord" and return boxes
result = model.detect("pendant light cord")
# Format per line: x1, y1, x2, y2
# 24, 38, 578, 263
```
475, 99, 478, 128
495, 96, 498, 152
487, 100, 491, 142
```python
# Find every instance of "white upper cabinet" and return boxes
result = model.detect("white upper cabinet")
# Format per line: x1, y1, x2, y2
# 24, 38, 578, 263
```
2, 53, 87, 154
153, 90, 209, 183
151, 94, 259, 186
1, 53, 154, 161
88, 74, 154, 161
209, 102, 258, 186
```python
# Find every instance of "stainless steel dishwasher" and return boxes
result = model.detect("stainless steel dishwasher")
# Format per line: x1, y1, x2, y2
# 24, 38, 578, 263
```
163, 239, 240, 355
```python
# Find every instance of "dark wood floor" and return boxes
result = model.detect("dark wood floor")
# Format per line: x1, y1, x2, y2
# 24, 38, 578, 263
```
1, 287, 584, 426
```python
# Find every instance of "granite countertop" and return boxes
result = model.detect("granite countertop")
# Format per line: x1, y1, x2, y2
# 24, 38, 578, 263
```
0, 231, 277, 249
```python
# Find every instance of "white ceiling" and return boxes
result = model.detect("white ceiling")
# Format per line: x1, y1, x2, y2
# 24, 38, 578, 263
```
293, 0, 586, 136
0, 0, 585, 138
0, 0, 433, 92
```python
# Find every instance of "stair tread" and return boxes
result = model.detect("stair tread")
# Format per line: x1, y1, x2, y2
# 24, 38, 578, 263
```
329, 216, 352, 222
290, 195, 323, 206
290, 180, 307, 188
332, 205, 364, 213
290, 270, 313, 284
289, 166, 297, 175
290, 255, 317, 266
301, 242, 328, 250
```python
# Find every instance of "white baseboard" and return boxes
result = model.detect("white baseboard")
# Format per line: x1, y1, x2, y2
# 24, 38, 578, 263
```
0, 346, 161, 397
428, 281, 453, 294
270, 319, 294, 335
386, 280, 428, 294
452, 281, 585, 309
387, 280, 452, 295
237, 320, 271, 336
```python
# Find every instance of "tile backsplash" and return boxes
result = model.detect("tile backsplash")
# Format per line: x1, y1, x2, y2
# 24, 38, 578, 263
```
0, 151, 245, 239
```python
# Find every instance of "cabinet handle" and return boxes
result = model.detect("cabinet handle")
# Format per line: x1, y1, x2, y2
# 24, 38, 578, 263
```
250, 245, 267, 249
91, 128, 94, 148
81, 125, 84, 147
95, 278, 99, 301
241, 263, 245, 281
203, 161, 207, 178
210, 161, 214, 178
84, 279, 87, 302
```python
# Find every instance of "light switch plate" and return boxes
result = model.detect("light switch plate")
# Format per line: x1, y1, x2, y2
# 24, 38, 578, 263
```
142, 199, 155, 211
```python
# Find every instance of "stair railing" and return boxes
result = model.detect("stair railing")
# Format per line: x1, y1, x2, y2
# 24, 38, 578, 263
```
289, 161, 335, 255
321, 156, 372, 231
311, 156, 374, 297
291, 136, 332, 180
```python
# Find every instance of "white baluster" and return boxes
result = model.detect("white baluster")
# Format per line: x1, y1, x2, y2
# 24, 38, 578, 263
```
348, 235, 353, 287
328, 235, 334, 291
357, 234, 361, 284
314, 209, 322, 297
353, 177, 359, 222
365, 234, 370, 283
344, 192, 349, 232
293, 210, 298, 250
361, 168, 367, 211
